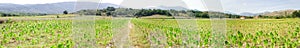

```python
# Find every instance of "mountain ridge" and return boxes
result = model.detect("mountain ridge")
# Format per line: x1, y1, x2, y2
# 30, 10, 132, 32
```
259, 9, 296, 16
0, 2, 190, 14
0, 2, 120, 14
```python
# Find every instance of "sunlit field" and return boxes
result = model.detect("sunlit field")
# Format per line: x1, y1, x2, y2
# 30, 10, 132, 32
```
132, 19, 300, 47
1, 16, 300, 48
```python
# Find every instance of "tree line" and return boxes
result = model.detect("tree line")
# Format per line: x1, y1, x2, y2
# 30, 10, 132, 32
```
73, 7, 242, 18
0, 12, 47, 17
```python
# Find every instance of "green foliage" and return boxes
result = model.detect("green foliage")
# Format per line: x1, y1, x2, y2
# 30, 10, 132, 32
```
292, 10, 300, 18
0, 12, 46, 17
63, 10, 68, 14
135, 9, 172, 17
1, 18, 300, 47
56, 15, 60, 18
0, 45, 3, 48
0, 19, 129, 47
132, 19, 300, 47
106, 7, 116, 11
74, 8, 236, 18
5, 18, 13, 23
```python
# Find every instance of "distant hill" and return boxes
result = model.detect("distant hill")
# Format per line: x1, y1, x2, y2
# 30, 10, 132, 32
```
259, 9, 296, 16
0, 2, 120, 14
0, 2, 192, 14
239, 12, 258, 16
145, 6, 188, 10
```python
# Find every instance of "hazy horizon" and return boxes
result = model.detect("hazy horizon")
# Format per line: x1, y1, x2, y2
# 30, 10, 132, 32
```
0, 0, 300, 14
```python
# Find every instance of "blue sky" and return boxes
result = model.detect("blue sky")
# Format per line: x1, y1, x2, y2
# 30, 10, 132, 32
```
0, 0, 299, 13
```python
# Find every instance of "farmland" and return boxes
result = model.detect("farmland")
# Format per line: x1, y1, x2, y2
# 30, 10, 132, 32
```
0, 16, 300, 48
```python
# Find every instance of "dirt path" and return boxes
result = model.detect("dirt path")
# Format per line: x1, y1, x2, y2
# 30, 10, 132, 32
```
110, 19, 151, 48
128, 19, 154, 48
109, 20, 134, 48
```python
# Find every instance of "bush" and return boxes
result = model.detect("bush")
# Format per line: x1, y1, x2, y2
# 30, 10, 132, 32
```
57, 15, 60, 18
63, 10, 68, 14
293, 10, 300, 18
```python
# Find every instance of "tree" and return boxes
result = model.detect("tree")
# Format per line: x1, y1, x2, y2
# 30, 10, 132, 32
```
293, 10, 300, 18
106, 7, 116, 11
57, 15, 60, 18
106, 12, 112, 16
96, 12, 101, 16
63, 10, 68, 14
96, 10, 102, 16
